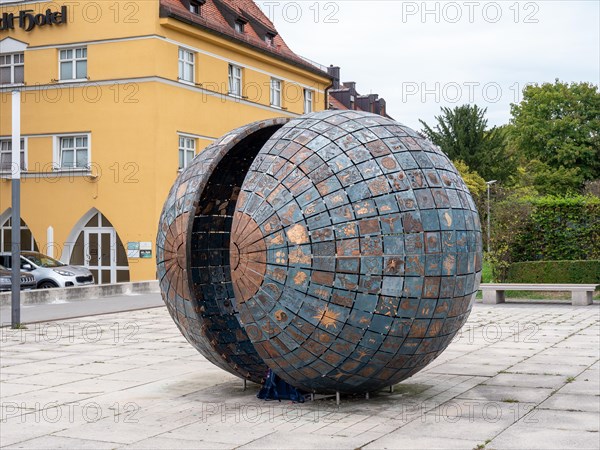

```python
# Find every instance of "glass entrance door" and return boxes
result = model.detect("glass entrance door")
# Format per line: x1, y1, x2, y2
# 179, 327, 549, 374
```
84, 228, 116, 284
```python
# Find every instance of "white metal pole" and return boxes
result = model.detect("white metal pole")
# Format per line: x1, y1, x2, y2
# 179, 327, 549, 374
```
11, 90, 21, 328
47, 226, 54, 258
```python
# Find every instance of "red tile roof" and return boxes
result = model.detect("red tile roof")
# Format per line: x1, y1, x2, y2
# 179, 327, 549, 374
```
159, 0, 330, 78
328, 95, 365, 112
328, 96, 348, 110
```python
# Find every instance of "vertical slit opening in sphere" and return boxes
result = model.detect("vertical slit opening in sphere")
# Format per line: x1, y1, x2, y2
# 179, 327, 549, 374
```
188, 125, 284, 378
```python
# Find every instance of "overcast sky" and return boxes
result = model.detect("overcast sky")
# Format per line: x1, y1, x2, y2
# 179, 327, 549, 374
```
257, 0, 599, 130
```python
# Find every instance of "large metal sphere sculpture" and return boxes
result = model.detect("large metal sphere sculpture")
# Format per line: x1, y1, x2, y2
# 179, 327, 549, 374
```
156, 110, 482, 394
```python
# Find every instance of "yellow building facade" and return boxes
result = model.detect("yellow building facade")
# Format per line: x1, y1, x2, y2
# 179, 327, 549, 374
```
0, 0, 331, 283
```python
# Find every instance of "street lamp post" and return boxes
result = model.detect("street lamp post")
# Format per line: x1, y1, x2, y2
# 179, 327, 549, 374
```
486, 180, 497, 254
11, 90, 22, 328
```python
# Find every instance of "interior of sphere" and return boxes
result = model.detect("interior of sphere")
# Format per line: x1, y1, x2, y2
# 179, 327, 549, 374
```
157, 121, 287, 384
189, 126, 286, 382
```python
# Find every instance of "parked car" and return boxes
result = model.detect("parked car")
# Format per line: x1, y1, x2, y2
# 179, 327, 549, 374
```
0, 264, 36, 291
0, 252, 94, 289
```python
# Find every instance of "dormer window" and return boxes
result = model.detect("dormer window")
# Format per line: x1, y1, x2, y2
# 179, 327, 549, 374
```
265, 33, 276, 46
189, 1, 200, 14
234, 19, 245, 33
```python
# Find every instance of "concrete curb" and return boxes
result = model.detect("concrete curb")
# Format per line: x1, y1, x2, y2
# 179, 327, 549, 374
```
0, 280, 160, 306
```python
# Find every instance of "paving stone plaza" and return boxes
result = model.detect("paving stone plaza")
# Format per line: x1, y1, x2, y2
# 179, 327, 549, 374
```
1, 301, 598, 449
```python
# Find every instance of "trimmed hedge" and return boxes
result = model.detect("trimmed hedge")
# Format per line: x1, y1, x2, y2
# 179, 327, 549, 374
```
507, 260, 600, 285
512, 195, 600, 261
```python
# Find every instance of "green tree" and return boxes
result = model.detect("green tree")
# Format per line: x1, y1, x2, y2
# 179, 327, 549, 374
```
518, 160, 584, 196
420, 104, 513, 182
510, 80, 600, 183
453, 160, 486, 198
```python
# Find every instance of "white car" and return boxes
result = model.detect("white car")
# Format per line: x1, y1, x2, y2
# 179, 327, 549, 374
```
0, 264, 36, 291
0, 252, 94, 289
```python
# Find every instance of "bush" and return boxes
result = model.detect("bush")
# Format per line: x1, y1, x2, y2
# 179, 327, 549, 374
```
507, 260, 600, 285
487, 192, 534, 281
512, 195, 600, 261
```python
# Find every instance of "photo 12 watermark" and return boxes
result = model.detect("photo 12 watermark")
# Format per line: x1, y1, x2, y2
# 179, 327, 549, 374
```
1, 401, 140, 424
400, 2, 540, 24
0, 320, 141, 344
258, 1, 340, 24
0, 82, 140, 105
453, 321, 540, 345
400, 81, 535, 105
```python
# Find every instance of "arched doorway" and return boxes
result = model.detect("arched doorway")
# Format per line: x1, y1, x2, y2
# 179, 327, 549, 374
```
0, 209, 39, 252
67, 209, 129, 284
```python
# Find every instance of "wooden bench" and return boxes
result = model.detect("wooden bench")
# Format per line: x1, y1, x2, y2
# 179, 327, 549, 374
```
480, 283, 599, 306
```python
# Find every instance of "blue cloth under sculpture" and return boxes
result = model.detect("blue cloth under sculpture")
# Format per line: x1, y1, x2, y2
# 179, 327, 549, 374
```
257, 369, 306, 403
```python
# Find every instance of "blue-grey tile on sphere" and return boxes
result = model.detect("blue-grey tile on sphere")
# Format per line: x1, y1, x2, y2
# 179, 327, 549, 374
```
157, 110, 483, 394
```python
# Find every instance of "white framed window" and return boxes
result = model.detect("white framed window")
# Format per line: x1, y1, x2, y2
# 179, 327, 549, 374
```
228, 64, 242, 97
178, 48, 195, 83
234, 20, 245, 33
270, 78, 282, 107
0, 216, 38, 253
189, 0, 201, 14
0, 139, 26, 173
304, 89, 314, 113
0, 53, 24, 85
56, 135, 90, 169
178, 136, 196, 170
59, 47, 87, 81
